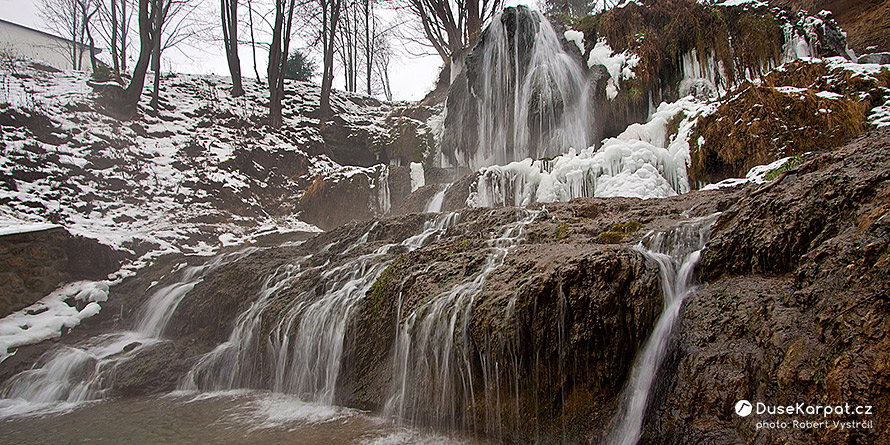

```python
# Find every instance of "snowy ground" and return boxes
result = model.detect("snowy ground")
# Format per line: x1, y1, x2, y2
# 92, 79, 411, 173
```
0, 58, 412, 355
0, 59, 420, 260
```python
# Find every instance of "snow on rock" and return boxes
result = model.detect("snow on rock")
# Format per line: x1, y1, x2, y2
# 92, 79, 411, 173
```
587, 38, 640, 100
468, 97, 714, 207
870, 95, 890, 128
0, 223, 61, 236
564, 30, 585, 54
700, 157, 794, 190
0, 59, 389, 266
0, 281, 110, 363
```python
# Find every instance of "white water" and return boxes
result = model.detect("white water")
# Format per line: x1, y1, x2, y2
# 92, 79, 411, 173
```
385, 209, 538, 434
425, 185, 448, 213
0, 250, 252, 418
452, 7, 593, 170
609, 215, 717, 445
181, 213, 461, 405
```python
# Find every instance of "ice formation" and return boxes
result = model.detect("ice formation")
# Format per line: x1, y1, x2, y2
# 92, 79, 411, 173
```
587, 38, 640, 100
468, 98, 713, 207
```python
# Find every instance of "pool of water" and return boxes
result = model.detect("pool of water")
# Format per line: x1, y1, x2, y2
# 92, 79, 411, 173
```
0, 391, 484, 444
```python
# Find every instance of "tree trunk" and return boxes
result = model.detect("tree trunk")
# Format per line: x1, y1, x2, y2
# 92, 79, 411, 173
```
111, 0, 121, 78
268, 6, 283, 128
86, 18, 98, 74
247, 0, 262, 83
268, 0, 295, 128
122, 0, 155, 111
221, 0, 244, 97
319, 0, 341, 121
150, 8, 162, 111
364, 0, 371, 95
120, 0, 128, 73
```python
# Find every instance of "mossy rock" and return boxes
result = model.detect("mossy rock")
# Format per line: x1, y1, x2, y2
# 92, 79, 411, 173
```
597, 221, 641, 243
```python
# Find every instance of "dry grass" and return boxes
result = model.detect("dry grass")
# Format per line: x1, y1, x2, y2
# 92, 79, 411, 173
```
577, 0, 784, 137
689, 60, 890, 184
690, 83, 866, 183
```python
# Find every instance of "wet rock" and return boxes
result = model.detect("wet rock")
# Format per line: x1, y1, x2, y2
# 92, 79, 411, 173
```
0, 227, 124, 318
644, 129, 890, 444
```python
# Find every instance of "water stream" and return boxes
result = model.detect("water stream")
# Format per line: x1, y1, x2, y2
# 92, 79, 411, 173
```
449, 7, 593, 170
609, 215, 718, 445
385, 209, 539, 434
181, 213, 461, 404
0, 250, 253, 418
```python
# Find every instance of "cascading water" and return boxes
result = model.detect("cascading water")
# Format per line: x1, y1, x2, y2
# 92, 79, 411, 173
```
447, 6, 593, 170
425, 185, 448, 213
181, 213, 461, 404
384, 209, 539, 434
0, 250, 252, 417
609, 215, 718, 445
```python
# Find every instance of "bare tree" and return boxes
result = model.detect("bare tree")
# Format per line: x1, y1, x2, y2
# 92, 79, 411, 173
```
122, 0, 161, 110
96, 0, 132, 79
39, 0, 101, 70
372, 30, 392, 100
246, 0, 263, 82
147, 0, 204, 110
221, 0, 244, 96
268, 0, 297, 127
318, 0, 343, 120
335, 0, 357, 93
402, 0, 502, 83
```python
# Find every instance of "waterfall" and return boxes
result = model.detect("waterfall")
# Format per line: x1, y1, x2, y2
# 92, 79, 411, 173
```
450, 6, 593, 170
181, 213, 461, 404
0, 250, 252, 417
609, 215, 718, 445
424, 184, 448, 213
384, 209, 538, 433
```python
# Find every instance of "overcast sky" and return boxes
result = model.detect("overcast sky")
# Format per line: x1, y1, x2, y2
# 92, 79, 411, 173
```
1, 0, 535, 101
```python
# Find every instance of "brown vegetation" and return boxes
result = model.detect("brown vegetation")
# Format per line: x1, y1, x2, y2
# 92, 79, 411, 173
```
576, 0, 785, 137
689, 60, 890, 185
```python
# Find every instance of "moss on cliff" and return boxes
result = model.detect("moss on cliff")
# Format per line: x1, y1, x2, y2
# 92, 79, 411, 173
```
575, 0, 784, 136
689, 60, 890, 184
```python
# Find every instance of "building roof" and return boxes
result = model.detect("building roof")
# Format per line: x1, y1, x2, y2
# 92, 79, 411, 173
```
0, 17, 98, 52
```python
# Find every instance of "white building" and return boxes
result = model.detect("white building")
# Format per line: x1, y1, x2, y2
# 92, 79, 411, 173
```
0, 18, 97, 72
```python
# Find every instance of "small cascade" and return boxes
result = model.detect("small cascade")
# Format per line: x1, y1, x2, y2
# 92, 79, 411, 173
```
374, 165, 392, 215
0, 250, 251, 416
446, 6, 593, 170
424, 184, 448, 213
181, 213, 461, 404
609, 215, 718, 445
384, 209, 539, 434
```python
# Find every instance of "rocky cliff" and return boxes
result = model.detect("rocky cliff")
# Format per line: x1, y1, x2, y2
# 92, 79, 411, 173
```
10, 124, 881, 442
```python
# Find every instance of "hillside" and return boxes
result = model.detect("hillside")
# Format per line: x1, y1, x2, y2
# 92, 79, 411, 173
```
1, 0, 890, 443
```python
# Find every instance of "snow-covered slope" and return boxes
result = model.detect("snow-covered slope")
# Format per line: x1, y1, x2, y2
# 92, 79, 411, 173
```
0, 59, 415, 264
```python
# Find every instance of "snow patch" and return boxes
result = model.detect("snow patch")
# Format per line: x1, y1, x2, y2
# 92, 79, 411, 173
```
564, 30, 585, 54
409, 162, 425, 192
587, 38, 640, 100
701, 157, 793, 190
0, 223, 61, 236
0, 281, 110, 363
